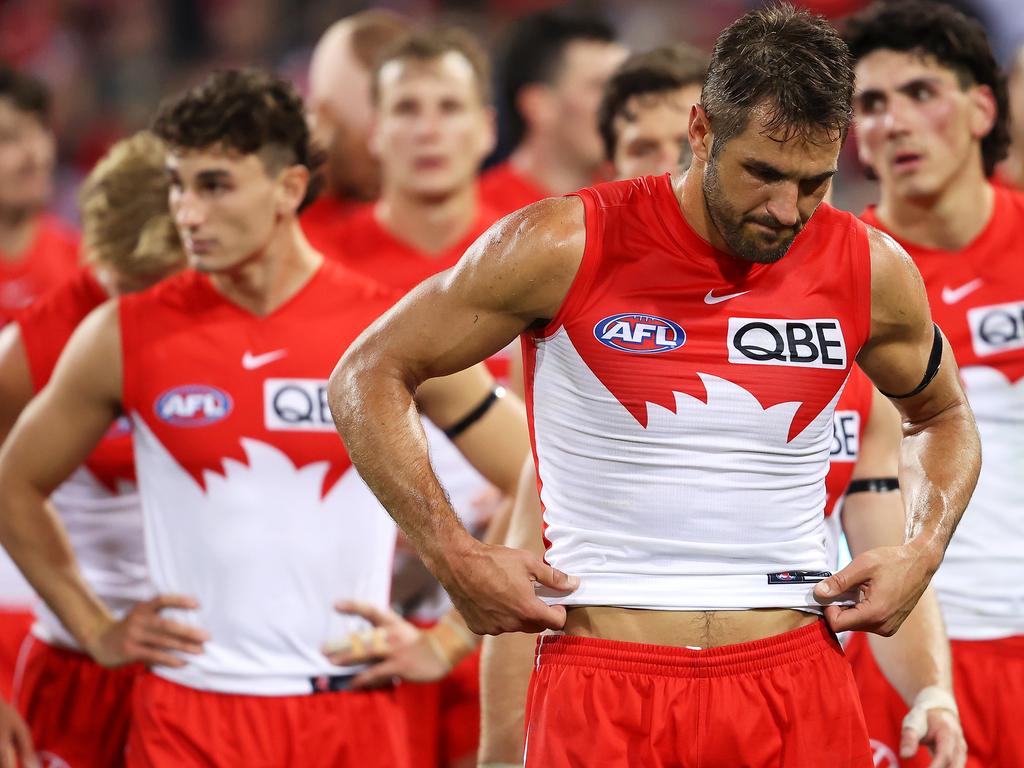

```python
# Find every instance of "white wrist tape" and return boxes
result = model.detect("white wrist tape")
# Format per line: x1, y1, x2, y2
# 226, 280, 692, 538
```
902, 685, 959, 737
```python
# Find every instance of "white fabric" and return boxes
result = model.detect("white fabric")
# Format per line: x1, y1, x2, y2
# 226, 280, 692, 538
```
532, 330, 841, 611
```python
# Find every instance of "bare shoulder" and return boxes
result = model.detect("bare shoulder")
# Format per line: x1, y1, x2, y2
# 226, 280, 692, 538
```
865, 224, 929, 333
51, 299, 123, 405
447, 196, 587, 320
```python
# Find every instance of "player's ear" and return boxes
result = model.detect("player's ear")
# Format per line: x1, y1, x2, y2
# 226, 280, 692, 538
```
367, 111, 383, 160
688, 104, 713, 164
276, 165, 309, 215
518, 83, 556, 131
481, 105, 498, 160
967, 83, 997, 141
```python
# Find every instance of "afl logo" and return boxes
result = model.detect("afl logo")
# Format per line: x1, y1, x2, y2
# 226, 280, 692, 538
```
594, 313, 685, 354
155, 385, 233, 427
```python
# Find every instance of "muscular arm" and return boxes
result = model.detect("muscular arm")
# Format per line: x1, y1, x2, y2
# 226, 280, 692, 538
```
0, 323, 34, 445
329, 199, 584, 634
0, 303, 124, 649
816, 228, 981, 635
479, 456, 545, 765
0, 304, 205, 666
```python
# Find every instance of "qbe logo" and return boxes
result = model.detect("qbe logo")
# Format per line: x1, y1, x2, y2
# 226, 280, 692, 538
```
264, 379, 335, 432
155, 385, 233, 427
831, 410, 860, 462
728, 317, 846, 369
593, 313, 685, 354
967, 300, 1024, 357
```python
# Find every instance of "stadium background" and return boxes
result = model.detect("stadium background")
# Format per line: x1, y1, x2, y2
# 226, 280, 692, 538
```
4, 0, 1023, 228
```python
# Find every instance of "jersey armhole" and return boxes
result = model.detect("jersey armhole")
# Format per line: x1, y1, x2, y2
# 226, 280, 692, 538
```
117, 297, 138, 418
536, 190, 603, 339
851, 216, 873, 350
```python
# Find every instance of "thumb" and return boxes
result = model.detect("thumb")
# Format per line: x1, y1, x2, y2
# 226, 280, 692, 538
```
814, 558, 869, 602
528, 559, 580, 596
899, 725, 922, 758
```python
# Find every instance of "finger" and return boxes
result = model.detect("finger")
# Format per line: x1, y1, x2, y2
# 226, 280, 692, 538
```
900, 725, 922, 759
0, 740, 16, 768
147, 616, 210, 644
322, 628, 390, 665
137, 629, 205, 656
825, 603, 882, 633
9, 719, 36, 768
148, 594, 201, 612
333, 600, 397, 628
527, 560, 580, 596
814, 558, 871, 602
137, 646, 190, 668
351, 659, 402, 689
521, 602, 568, 633
924, 725, 956, 768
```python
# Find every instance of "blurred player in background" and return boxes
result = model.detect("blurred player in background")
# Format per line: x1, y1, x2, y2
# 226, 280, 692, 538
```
597, 43, 706, 180
0, 131, 185, 768
479, 11, 627, 215
0, 64, 79, 688
0, 69, 526, 768
845, 3, 1024, 765
330, 27, 521, 767
303, 9, 412, 249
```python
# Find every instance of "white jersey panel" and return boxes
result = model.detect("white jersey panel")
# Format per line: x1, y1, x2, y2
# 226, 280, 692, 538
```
33, 467, 152, 649
932, 366, 1024, 639
131, 417, 397, 695
532, 330, 839, 610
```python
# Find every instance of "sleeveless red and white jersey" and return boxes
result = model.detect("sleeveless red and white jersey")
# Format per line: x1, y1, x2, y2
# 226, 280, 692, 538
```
863, 184, 1024, 639
822, 367, 875, 569
119, 261, 400, 694
16, 268, 149, 649
525, 174, 872, 610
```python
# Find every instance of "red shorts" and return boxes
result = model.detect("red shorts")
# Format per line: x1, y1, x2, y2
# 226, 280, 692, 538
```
13, 636, 140, 768
127, 672, 411, 768
524, 620, 872, 768
0, 608, 33, 699
399, 645, 481, 767
846, 631, 1024, 768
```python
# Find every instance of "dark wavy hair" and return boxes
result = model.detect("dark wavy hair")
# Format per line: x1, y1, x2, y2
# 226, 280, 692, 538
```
598, 44, 708, 161
843, 1, 1009, 177
701, 4, 854, 154
0, 62, 50, 124
152, 69, 324, 210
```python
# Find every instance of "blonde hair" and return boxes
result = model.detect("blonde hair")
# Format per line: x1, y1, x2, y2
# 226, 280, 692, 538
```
79, 131, 184, 280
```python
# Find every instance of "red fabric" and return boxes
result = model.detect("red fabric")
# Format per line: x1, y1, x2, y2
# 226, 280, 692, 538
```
0, 215, 79, 326
399, 637, 481, 767
127, 672, 411, 768
524, 621, 872, 767
13, 637, 140, 768
300, 195, 361, 254
16, 266, 135, 490
825, 365, 875, 517
0, 609, 33, 699
846, 631, 1024, 768
478, 161, 551, 218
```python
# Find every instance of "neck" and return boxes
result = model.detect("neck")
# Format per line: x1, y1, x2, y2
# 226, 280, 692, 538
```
207, 220, 323, 316
0, 209, 39, 260
678, 162, 735, 256
375, 183, 478, 255
509, 136, 596, 196
875, 161, 993, 251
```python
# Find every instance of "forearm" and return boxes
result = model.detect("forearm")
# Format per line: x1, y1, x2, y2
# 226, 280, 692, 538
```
867, 586, 952, 705
899, 402, 980, 566
479, 630, 535, 764
329, 352, 475, 571
0, 484, 113, 649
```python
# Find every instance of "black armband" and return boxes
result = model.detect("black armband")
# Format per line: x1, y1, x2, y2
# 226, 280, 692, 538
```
847, 477, 900, 495
879, 323, 943, 399
443, 387, 505, 439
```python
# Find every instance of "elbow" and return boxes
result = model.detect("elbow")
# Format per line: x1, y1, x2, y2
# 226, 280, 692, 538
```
327, 346, 366, 441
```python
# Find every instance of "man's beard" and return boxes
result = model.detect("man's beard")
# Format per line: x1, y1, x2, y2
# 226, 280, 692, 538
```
702, 158, 801, 265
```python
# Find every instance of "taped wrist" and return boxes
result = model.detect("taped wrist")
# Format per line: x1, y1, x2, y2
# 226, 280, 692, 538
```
901, 685, 959, 737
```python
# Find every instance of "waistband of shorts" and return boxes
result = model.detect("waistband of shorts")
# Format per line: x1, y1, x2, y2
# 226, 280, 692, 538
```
535, 619, 839, 679
951, 633, 1024, 657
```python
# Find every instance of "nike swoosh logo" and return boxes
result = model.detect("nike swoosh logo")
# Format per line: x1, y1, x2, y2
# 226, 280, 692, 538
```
242, 349, 287, 370
704, 289, 750, 305
941, 278, 983, 305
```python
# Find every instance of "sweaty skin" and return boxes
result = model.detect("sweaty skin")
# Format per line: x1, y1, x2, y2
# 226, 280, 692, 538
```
329, 103, 980, 640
